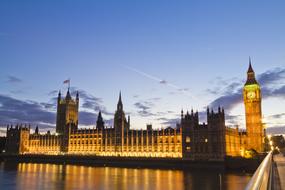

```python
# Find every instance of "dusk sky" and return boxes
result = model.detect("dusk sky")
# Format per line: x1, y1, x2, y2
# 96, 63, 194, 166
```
0, 0, 285, 135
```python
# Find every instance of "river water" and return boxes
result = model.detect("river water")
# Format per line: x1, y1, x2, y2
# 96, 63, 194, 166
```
0, 162, 251, 190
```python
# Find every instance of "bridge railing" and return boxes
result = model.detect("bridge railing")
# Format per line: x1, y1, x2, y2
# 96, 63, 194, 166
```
245, 151, 273, 190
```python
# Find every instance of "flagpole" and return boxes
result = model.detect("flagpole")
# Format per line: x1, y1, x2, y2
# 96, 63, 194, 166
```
63, 79, 71, 90
68, 79, 70, 89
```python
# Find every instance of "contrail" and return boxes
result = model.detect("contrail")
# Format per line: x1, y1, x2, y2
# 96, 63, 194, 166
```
123, 65, 162, 83
122, 65, 199, 101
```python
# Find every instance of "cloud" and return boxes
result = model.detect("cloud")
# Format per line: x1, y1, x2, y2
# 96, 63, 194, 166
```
225, 114, 244, 127
78, 111, 97, 126
266, 126, 285, 135
257, 68, 285, 86
149, 97, 161, 101
134, 102, 151, 110
48, 90, 58, 96
68, 88, 112, 116
210, 92, 242, 111
0, 94, 56, 127
178, 88, 189, 92
6, 76, 22, 83
209, 67, 285, 111
158, 117, 180, 126
0, 87, 116, 134
267, 113, 285, 120
156, 111, 175, 116
133, 98, 162, 117
133, 95, 139, 98
134, 101, 155, 117
40, 102, 55, 110
10, 90, 24, 94
273, 85, 285, 98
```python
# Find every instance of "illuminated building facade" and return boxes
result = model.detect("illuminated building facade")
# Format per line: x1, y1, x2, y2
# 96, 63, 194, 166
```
243, 59, 264, 152
5, 62, 265, 159
56, 89, 79, 134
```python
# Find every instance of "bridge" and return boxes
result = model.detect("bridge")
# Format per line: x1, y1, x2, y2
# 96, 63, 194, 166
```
245, 151, 284, 190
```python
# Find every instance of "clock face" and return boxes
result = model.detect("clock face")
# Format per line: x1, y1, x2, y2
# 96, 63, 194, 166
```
247, 91, 256, 99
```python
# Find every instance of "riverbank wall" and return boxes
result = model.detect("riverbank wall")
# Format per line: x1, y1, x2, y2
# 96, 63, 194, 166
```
0, 154, 263, 172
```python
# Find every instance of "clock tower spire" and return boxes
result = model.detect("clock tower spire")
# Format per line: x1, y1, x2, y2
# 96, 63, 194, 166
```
243, 58, 264, 152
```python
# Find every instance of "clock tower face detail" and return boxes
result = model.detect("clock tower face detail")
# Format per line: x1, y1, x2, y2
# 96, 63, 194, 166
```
243, 59, 264, 152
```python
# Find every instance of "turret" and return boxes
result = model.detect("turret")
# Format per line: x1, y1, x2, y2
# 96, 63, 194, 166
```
207, 107, 225, 129
181, 108, 199, 127
66, 88, 71, 100
76, 91, 79, 111
128, 115, 130, 127
35, 126, 39, 135
96, 111, 105, 130
76, 91, 79, 102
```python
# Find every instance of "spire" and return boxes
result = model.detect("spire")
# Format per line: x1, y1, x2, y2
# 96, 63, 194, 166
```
97, 111, 103, 123
247, 57, 254, 73
117, 91, 123, 110
245, 57, 258, 85
96, 111, 104, 130
58, 90, 61, 103
35, 126, 39, 135
119, 91, 122, 104
66, 88, 71, 100
76, 91, 79, 100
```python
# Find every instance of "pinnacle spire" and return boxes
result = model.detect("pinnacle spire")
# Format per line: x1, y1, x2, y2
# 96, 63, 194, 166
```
76, 91, 79, 100
245, 57, 258, 85
247, 57, 254, 73
119, 91, 122, 103
117, 91, 123, 110
66, 88, 71, 100
96, 110, 105, 130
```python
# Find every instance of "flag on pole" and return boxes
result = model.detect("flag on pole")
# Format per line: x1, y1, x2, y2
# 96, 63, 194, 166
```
63, 79, 70, 84
63, 79, 70, 88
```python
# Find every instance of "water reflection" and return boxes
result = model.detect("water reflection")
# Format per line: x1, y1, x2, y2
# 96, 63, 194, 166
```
0, 162, 251, 190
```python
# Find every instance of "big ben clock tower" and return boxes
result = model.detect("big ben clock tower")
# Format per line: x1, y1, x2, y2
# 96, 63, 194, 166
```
243, 58, 264, 152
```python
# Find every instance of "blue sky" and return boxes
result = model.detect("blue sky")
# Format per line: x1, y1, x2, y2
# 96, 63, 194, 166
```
0, 0, 285, 135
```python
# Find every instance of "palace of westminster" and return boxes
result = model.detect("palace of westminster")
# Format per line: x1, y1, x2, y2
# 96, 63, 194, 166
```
5, 62, 265, 160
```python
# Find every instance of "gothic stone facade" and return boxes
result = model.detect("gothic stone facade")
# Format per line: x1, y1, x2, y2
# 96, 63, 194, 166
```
5, 62, 265, 160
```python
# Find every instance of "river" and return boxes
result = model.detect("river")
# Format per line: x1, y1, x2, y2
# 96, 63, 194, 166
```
0, 162, 251, 190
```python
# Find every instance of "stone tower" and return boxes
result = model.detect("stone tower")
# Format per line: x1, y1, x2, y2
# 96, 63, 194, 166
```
243, 58, 264, 152
56, 89, 79, 134
113, 92, 130, 152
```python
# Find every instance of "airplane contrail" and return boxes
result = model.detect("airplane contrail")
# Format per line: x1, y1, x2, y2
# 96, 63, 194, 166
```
122, 65, 199, 101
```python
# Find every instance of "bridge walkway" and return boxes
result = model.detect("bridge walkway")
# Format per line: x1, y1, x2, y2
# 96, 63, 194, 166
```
273, 154, 285, 190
